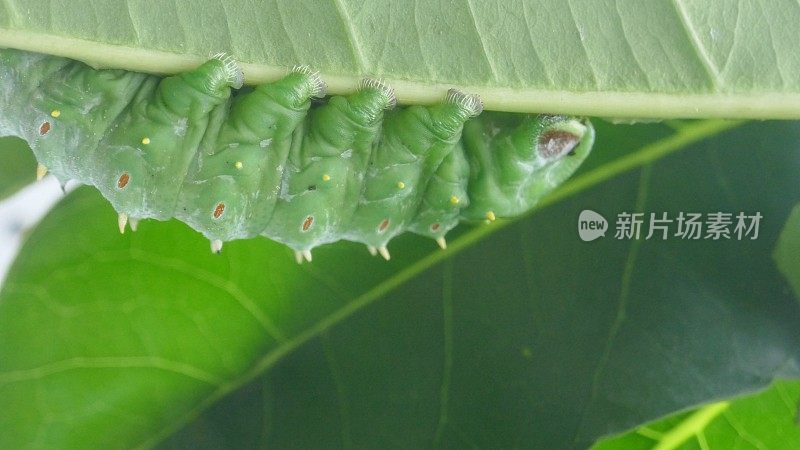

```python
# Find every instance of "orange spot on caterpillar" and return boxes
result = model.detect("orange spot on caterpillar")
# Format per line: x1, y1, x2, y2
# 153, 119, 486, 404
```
213, 202, 225, 219
430, 223, 440, 232
117, 172, 130, 189
39, 121, 50, 135
378, 219, 390, 233
302, 215, 314, 232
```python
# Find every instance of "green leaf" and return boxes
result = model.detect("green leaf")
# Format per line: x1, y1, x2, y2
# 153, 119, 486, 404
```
1, 2, 799, 118
591, 381, 800, 449
775, 204, 800, 299
0, 136, 35, 200
157, 121, 800, 449
2, 120, 800, 449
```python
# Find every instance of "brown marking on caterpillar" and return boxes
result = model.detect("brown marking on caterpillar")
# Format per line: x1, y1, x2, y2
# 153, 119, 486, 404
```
39, 121, 50, 135
213, 202, 225, 219
430, 223, 440, 232
378, 219, 390, 233
117, 172, 130, 189
538, 130, 580, 159
302, 215, 314, 232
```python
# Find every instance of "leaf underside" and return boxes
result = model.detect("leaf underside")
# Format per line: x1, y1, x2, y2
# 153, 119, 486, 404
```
1, 1, 800, 118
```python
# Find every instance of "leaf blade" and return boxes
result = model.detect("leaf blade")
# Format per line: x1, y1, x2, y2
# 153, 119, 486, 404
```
1, 2, 800, 118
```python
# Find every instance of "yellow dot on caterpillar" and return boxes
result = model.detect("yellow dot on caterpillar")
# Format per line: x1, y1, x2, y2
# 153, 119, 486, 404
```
322, 174, 331, 182
234, 161, 243, 170
141, 137, 151, 145
397, 181, 405, 189
450, 196, 460, 205
50, 110, 61, 118
486, 211, 496, 222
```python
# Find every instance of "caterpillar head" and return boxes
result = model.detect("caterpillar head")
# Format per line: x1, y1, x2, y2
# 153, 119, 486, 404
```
516, 115, 594, 211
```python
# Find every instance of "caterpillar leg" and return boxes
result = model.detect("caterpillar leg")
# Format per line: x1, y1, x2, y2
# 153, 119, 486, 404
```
262, 78, 395, 255
460, 113, 594, 221
177, 66, 326, 244
343, 89, 482, 250
93, 55, 242, 222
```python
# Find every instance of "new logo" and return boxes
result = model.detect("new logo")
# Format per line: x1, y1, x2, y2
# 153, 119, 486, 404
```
578, 210, 608, 241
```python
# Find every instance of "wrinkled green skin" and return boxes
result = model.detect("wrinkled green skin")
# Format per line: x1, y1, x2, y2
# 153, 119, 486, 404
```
0, 48, 594, 254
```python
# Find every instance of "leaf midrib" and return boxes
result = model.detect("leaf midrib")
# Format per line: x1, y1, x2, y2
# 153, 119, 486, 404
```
137, 119, 746, 448
1, 31, 798, 119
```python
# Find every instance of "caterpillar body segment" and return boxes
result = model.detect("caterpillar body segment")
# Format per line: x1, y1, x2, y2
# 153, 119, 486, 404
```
0, 48, 595, 261
96, 58, 242, 222
179, 69, 323, 241
407, 142, 471, 243
0, 49, 148, 184
342, 90, 483, 249
262, 80, 395, 251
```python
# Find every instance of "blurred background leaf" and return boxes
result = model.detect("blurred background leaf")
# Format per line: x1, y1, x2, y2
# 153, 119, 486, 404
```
1, 120, 800, 449
0, 136, 36, 200
775, 205, 800, 299
592, 380, 800, 449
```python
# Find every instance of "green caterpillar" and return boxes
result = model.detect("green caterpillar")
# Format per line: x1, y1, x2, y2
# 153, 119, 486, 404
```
0, 48, 594, 262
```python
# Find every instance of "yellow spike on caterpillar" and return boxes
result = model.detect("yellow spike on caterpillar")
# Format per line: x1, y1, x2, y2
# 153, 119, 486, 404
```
118, 213, 128, 234
292, 249, 313, 264
36, 164, 48, 181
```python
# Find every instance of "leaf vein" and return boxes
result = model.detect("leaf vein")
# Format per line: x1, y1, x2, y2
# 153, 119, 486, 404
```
127, 249, 288, 343
671, 0, 722, 89
0, 356, 221, 386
